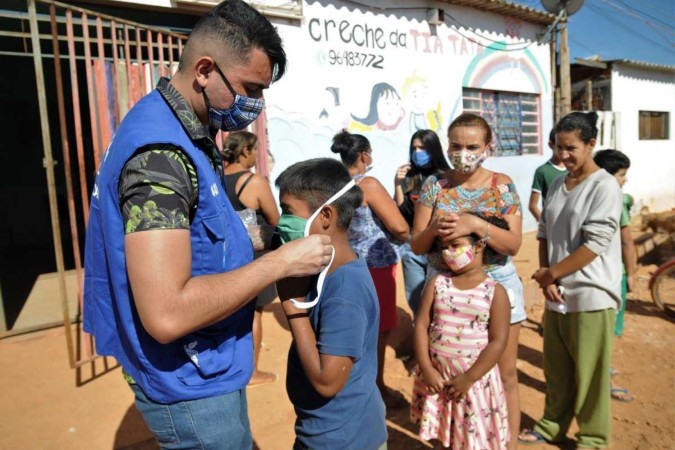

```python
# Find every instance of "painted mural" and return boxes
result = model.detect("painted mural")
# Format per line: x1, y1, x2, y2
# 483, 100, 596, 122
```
264, 2, 552, 233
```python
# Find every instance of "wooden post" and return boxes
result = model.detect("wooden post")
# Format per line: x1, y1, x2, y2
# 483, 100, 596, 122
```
550, 25, 559, 123
560, 16, 571, 116
585, 79, 593, 110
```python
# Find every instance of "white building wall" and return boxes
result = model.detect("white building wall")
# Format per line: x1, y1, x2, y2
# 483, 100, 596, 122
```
611, 64, 675, 213
265, 1, 553, 232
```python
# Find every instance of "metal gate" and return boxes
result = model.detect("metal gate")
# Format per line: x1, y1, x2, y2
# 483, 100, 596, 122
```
1, 0, 187, 371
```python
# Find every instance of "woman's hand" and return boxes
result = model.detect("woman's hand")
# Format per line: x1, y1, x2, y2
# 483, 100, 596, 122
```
394, 163, 411, 186
532, 267, 556, 288
440, 213, 480, 246
543, 284, 564, 302
430, 213, 454, 241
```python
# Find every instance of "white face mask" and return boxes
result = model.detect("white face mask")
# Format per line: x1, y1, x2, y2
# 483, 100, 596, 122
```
288, 179, 356, 309
449, 149, 487, 173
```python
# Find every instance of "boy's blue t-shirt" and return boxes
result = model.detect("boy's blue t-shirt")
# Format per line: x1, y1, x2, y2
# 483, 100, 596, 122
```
286, 257, 387, 450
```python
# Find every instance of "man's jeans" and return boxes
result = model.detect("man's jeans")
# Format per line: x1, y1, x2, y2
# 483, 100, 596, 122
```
131, 383, 252, 450
400, 242, 428, 317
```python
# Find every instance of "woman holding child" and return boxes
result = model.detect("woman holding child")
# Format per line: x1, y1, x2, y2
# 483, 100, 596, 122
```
410, 113, 525, 449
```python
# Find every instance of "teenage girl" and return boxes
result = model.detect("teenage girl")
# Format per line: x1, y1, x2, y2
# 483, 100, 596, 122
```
411, 214, 511, 449
411, 113, 524, 448
394, 129, 451, 316
519, 111, 623, 448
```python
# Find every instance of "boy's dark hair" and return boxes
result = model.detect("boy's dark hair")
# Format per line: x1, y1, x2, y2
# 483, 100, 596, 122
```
465, 213, 510, 262
330, 130, 370, 167
548, 128, 556, 144
275, 158, 363, 229
181, 0, 286, 81
554, 111, 598, 144
593, 149, 630, 175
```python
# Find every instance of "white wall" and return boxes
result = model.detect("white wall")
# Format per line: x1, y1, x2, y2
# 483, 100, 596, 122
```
611, 64, 675, 213
265, 1, 553, 232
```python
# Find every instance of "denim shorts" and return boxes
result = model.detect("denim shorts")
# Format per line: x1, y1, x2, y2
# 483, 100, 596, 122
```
131, 384, 252, 450
487, 262, 526, 324
427, 261, 526, 325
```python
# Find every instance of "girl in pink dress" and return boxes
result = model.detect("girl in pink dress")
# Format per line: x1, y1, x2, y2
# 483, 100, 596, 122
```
411, 216, 511, 449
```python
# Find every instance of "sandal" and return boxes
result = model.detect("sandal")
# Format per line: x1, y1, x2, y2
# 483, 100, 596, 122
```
611, 387, 634, 402
518, 429, 547, 445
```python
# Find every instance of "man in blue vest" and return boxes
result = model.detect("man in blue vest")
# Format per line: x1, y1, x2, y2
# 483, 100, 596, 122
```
83, 1, 332, 448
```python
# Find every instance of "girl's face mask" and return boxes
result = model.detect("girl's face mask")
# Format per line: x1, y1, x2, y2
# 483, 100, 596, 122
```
411, 149, 432, 168
441, 244, 475, 272
449, 149, 487, 173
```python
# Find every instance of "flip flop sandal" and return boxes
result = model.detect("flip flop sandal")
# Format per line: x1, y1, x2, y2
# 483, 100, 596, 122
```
518, 429, 547, 445
611, 387, 634, 402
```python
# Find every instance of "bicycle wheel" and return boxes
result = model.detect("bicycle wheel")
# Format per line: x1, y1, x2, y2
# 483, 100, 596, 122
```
651, 262, 675, 317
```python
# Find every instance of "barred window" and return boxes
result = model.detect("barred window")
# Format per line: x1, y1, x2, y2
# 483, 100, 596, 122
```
462, 88, 541, 156
639, 111, 669, 140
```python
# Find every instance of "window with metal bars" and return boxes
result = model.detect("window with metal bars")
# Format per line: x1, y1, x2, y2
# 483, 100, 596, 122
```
462, 88, 541, 156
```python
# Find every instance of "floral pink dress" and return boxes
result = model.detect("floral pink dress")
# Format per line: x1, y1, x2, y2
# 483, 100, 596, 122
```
410, 275, 509, 449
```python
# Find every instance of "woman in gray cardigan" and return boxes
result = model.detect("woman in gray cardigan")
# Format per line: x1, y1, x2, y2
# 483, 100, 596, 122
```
520, 111, 623, 448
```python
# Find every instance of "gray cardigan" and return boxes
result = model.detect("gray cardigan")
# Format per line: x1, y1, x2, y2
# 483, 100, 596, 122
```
537, 169, 622, 312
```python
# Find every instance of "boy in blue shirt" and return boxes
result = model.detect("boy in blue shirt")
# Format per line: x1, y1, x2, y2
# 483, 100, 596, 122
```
275, 158, 388, 450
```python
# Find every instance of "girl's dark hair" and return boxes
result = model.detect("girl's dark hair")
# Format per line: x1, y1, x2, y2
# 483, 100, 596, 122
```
350, 82, 400, 126
464, 213, 509, 262
593, 149, 630, 175
555, 111, 598, 144
330, 129, 370, 167
408, 129, 450, 173
221, 130, 257, 164
275, 158, 363, 230
448, 113, 493, 144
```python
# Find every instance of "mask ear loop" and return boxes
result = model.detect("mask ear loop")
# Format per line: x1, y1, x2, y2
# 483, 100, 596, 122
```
289, 179, 356, 309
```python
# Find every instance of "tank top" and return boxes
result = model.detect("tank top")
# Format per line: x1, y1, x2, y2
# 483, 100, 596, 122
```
224, 171, 268, 227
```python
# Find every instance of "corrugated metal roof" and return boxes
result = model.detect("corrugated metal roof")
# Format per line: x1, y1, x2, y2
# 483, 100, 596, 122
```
440, 0, 557, 26
606, 59, 675, 73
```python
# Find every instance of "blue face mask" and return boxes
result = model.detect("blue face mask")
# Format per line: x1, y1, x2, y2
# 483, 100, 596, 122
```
411, 149, 432, 168
204, 63, 264, 131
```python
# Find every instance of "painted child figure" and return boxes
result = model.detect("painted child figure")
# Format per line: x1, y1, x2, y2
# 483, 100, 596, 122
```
275, 158, 387, 450
411, 215, 512, 449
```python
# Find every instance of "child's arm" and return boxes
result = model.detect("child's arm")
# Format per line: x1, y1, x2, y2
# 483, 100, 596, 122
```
621, 226, 637, 292
529, 191, 542, 222
413, 275, 446, 394
281, 300, 354, 398
445, 283, 510, 398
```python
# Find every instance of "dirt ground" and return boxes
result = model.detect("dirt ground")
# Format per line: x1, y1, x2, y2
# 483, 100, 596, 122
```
0, 229, 673, 450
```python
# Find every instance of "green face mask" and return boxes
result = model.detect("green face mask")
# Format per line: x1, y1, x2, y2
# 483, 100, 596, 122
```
277, 214, 308, 244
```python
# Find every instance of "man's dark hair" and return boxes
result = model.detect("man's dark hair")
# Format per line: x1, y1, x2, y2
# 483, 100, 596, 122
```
182, 0, 286, 81
593, 149, 630, 175
275, 158, 363, 230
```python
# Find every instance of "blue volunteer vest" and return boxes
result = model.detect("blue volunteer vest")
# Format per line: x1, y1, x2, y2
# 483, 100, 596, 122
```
83, 90, 255, 403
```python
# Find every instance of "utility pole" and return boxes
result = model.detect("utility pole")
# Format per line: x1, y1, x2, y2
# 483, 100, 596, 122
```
559, 15, 571, 116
